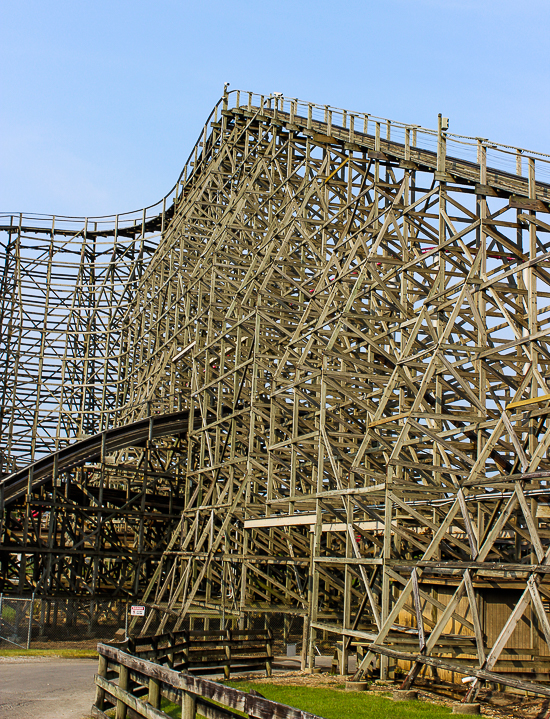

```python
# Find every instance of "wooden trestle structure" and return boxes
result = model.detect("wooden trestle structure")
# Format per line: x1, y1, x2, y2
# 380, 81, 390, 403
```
3, 89, 550, 696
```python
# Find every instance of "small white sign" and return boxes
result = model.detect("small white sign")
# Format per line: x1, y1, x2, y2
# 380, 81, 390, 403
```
131, 605, 146, 616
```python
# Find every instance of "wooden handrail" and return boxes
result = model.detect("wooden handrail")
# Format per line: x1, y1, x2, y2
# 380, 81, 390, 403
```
92, 643, 324, 719
125, 627, 273, 679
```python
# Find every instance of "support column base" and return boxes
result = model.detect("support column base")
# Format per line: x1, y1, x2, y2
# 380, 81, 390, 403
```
452, 703, 480, 715
392, 690, 418, 701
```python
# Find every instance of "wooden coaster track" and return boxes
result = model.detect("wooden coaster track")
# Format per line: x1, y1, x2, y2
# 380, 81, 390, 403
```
3, 89, 550, 697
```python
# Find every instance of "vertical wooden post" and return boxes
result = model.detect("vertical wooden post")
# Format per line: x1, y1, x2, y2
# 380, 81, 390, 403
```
437, 113, 448, 174
266, 627, 273, 677
301, 615, 308, 671
182, 691, 197, 719
380, 482, 394, 681
150, 635, 158, 663
182, 629, 190, 671
342, 495, 352, 675
224, 628, 232, 680
94, 653, 107, 712
167, 631, 174, 668
116, 662, 128, 719
527, 157, 540, 574
148, 677, 161, 710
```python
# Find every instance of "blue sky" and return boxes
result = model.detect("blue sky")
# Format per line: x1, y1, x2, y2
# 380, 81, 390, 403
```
2, 0, 549, 217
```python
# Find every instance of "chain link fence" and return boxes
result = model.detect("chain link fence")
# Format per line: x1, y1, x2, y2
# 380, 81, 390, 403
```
0, 596, 34, 648
0, 596, 131, 650
0, 597, 320, 661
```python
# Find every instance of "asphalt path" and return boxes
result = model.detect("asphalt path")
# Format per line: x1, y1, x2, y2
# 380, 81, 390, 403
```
0, 657, 97, 719
0, 654, 348, 718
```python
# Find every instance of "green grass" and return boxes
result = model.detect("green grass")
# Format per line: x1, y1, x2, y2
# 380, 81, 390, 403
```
1, 605, 16, 622
225, 683, 454, 719
160, 699, 181, 718
158, 682, 455, 719
0, 648, 98, 658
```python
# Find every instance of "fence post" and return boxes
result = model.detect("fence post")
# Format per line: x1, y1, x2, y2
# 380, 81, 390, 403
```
224, 628, 232, 680
116, 662, 129, 719
39, 598, 46, 639
266, 628, 273, 677
148, 677, 161, 710
182, 690, 197, 719
95, 652, 108, 712
26, 593, 35, 649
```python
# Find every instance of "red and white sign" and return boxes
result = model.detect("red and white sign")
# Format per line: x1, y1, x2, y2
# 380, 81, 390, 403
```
130, 605, 146, 616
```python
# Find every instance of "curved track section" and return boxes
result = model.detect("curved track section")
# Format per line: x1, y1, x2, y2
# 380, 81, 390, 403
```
0, 410, 190, 505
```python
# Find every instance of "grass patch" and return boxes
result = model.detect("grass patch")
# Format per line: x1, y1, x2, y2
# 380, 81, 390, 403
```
0, 648, 98, 658
224, 682, 454, 719
105, 682, 465, 719
159, 682, 454, 719
162, 701, 179, 718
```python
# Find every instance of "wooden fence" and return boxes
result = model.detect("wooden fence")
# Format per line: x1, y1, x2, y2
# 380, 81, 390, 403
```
92, 643, 323, 719
125, 628, 272, 678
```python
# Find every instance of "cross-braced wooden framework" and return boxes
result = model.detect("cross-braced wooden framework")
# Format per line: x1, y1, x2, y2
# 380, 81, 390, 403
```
3, 89, 550, 697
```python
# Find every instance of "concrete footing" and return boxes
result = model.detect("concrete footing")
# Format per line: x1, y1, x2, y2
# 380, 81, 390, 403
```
392, 690, 418, 701
452, 703, 481, 715
345, 681, 369, 691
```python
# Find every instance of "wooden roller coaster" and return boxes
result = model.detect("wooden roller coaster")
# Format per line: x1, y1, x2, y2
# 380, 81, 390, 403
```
3, 88, 550, 698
